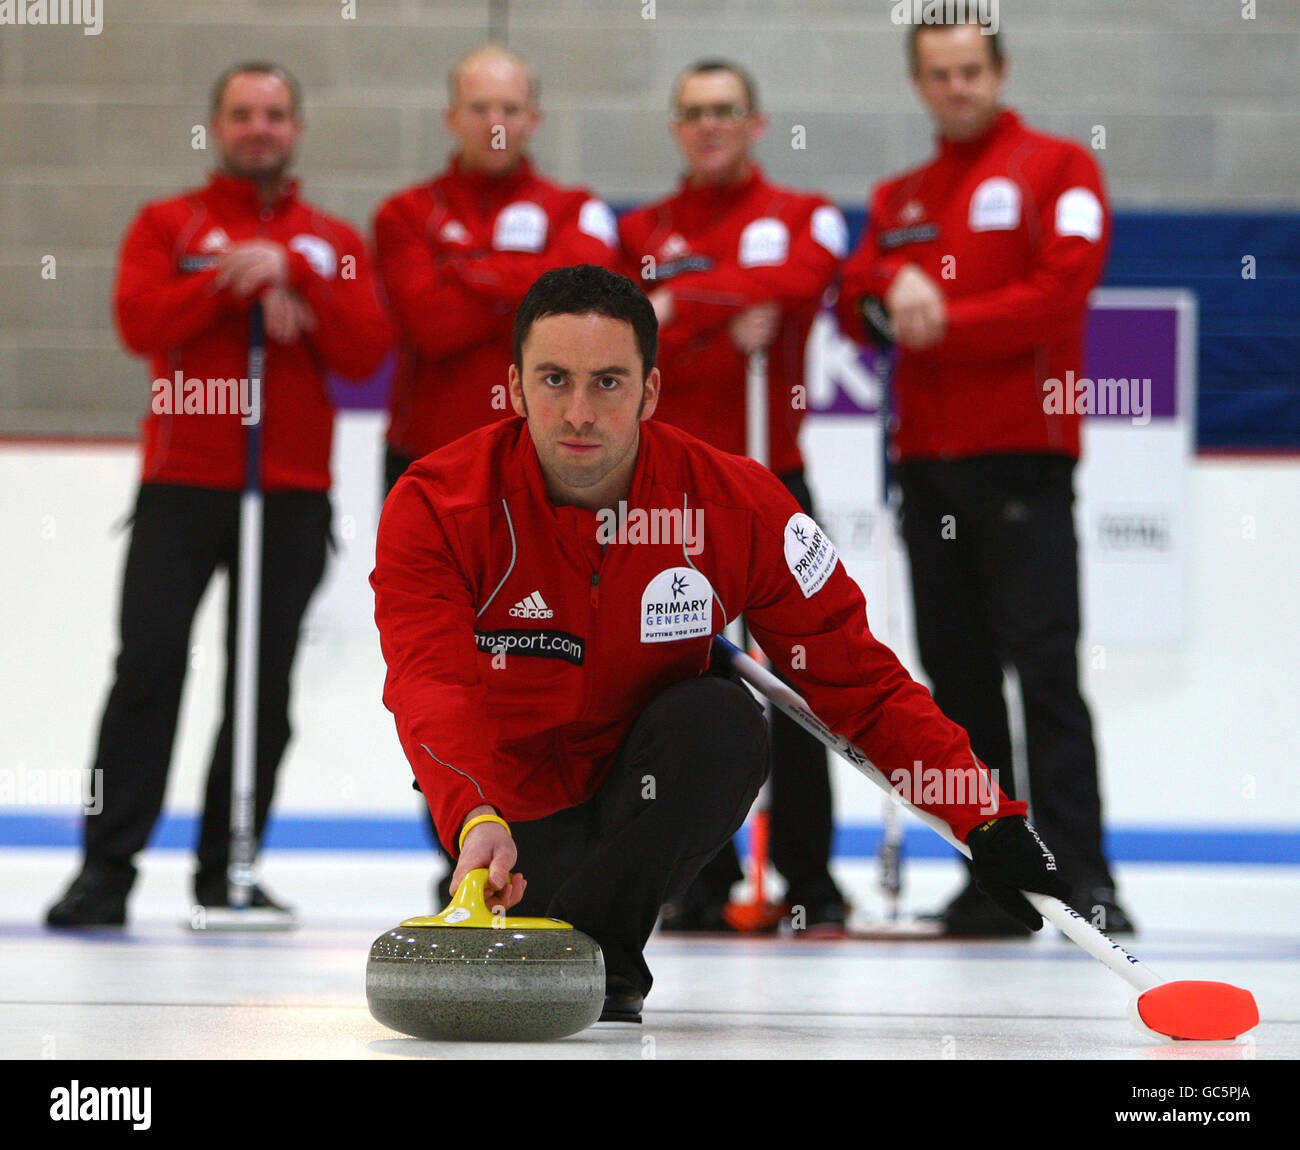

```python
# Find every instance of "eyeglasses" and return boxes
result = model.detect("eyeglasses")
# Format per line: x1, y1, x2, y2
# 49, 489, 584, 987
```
671, 103, 751, 124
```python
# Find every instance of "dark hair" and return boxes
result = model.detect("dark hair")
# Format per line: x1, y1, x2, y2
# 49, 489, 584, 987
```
513, 266, 658, 378
672, 57, 760, 114
210, 61, 303, 117
908, 18, 1004, 76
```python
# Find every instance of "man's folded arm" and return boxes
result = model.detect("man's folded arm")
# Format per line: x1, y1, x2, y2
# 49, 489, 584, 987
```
450, 196, 621, 305
642, 202, 846, 345
372, 200, 509, 360
288, 221, 394, 379
919, 151, 1110, 363
114, 207, 240, 354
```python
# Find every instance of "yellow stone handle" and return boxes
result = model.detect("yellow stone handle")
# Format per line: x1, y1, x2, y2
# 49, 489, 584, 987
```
399, 868, 575, 931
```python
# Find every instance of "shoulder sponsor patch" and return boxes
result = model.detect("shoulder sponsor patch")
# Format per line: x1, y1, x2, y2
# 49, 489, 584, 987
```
493, 201, 549, 252
578, 198, 618, 248
656, 254, 714, 278
474, 628, 585, 666
640, 567, 714, 644
178, 253, 220, 273
784, 513, 837, 598
738, 217, 790, 268
810, 205, 848, 258
879, 222, 939, 251
968, 177, 1022, 232
288, 234, 338, 279
1055, 186, 1104, 242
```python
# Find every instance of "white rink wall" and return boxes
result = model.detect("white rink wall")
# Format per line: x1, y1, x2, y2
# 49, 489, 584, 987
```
1, 425, 1297, 846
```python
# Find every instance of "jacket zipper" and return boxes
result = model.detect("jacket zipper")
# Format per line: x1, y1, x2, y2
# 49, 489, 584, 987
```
578, 549, 606, 722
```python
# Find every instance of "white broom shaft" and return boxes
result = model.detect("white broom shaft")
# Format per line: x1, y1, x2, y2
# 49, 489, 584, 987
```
713, 636, 1163, 994
742, 349, 772, 873
879, 791, 902, 918
874, 353, 903, 908
746, 349, 769, 471
231, 489, 261, 901
230, 303, 265, 907
1026, 893, 1159, 990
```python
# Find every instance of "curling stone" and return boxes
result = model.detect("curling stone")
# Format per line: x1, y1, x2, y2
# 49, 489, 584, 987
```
366, 868, 605, 1041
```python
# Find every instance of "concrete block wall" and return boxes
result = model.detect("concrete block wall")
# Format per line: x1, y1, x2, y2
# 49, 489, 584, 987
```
1, 0, 1296, 434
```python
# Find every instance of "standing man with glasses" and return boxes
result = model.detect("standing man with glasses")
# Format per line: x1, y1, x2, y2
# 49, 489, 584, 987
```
620, 59, 850, 935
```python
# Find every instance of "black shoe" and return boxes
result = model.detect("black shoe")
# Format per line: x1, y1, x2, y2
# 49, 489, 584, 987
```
789, 901, 849, 939
46, 870, 130, 928
600, 975, 644, 1023
658, 900, 737, 933
1069, 885, 1136, 936
192, 881, 292, 912
922, 881, 1033, 938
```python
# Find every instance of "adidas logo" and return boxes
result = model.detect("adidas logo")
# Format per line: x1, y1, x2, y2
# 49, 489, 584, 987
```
439, 219, 471, 244
660, 233, 689, 259
508, 591, 554, 619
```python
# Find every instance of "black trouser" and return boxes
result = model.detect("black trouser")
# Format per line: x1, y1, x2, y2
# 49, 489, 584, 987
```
681, 469, 843, 910
896, 454, 1113, 891
384, 445, 416, 500
81, 483, 331, 893
507, 676, 769, 994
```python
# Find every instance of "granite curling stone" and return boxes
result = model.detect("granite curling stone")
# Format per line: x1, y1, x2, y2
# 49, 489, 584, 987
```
366, 868, 605, 1041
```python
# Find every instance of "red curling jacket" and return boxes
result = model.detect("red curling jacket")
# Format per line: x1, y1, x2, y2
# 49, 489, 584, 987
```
371, 416, 1024, 852
114, 173, 392, 492
373, 156, 620, 459
619, 166, 847, 476
838, 110, 1111, 461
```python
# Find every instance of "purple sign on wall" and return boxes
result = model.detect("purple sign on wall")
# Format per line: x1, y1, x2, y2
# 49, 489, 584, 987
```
328, 351, 396, 411
1083, 307, 1179, 419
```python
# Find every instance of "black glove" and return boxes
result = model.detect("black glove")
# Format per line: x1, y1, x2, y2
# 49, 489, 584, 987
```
858, 294, 896, 348
966, 816, 1071, 931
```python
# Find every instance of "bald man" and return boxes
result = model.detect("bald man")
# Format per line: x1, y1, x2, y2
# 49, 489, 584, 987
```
375, 44, 620, 490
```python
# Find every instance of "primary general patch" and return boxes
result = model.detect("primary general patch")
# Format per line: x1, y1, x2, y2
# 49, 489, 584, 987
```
640, 567, 714, 643
784, 513, 837, 598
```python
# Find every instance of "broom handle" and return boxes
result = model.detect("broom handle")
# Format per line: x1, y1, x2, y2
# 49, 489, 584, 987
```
230, 302, 265, 908
743, 350, 773, 901
712, 635, 1165, 995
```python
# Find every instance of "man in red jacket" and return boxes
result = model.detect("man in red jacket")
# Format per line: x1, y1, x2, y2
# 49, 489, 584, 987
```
838, 19, 1132, 936
374, 43, 620, 492
372, 264, 1070, 1021
619, 60, 850, 934
46, 62, 392, 927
